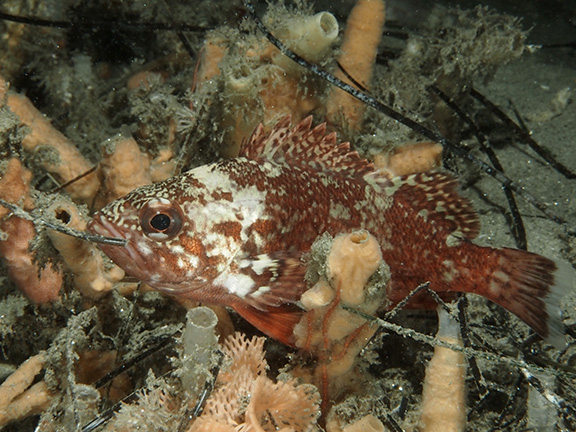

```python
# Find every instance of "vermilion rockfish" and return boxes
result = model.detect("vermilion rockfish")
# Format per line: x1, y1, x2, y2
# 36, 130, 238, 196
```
88, 117, 573, 347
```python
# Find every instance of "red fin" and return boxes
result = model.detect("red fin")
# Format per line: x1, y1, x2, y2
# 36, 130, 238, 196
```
214, 251, 309, 346
372, 171, 480, 240
235, 252, 309, 310
234, 303, 303, 346
487, 248, 572, 349
240, 116, 374, 177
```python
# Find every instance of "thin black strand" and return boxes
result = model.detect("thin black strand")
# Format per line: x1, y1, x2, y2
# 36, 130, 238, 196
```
0, 199, 127, 247
93, 336, 175, 389
429, 85, 527, 250
0, 10, 205, 32
470, 87, 576, 180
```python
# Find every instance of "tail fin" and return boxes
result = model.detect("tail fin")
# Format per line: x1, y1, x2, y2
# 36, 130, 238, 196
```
489, 248, 573, 349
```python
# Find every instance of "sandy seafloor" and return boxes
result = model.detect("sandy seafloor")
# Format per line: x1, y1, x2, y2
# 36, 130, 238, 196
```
0, 0, 576, 431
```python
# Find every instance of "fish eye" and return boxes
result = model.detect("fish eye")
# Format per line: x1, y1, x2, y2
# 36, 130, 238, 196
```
139, 199, 184, 241
150, 213, 171, 231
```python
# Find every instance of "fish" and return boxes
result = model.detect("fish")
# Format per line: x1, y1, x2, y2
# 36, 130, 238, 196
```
88, 116, 573, 348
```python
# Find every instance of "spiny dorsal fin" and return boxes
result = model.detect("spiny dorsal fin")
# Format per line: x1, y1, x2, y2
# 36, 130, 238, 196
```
374, 171, 480, 240
240, 116, 374, 177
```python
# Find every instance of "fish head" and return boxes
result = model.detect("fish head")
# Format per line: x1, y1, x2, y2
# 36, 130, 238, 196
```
87, 180, 221, 293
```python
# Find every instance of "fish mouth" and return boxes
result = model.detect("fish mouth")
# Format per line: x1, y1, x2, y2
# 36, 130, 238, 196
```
87, 214, 125, 241
87, 215, 148, 277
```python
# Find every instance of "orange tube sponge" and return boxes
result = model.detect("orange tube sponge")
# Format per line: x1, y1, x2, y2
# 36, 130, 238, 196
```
294, 231, 388, 412
0, 159, 63, 303
97, 135, 152, 205
419, 307, 467, 432
0, 159, 34, 219
3, 84, 99, 204
195, 33, 229, 88
296, 231, 385, 352
0, 217, 63, 303
328, 230, 384, 306
342, 414, 385, 432
373, 141, 443, 178
0, 354, 53, 428
197, 7, 339, 157
45, 200, 125, 299
325, 0, 386, 131
0, 354, 45, 408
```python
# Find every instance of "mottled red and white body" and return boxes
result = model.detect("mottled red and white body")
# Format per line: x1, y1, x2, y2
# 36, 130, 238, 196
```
88, 117, 573, 347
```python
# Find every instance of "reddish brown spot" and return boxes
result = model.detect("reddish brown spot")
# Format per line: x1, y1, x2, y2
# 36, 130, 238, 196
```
213, 221, 242, 240
211, 191, 234, 201
180, 236, 204, 256
225, 162, 273, 191
251, 219, 276, 237
201, 259, 220, 280
182, 176, 204, 190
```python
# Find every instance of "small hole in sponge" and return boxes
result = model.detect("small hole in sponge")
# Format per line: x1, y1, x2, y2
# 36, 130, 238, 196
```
55, 209, 71, 224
